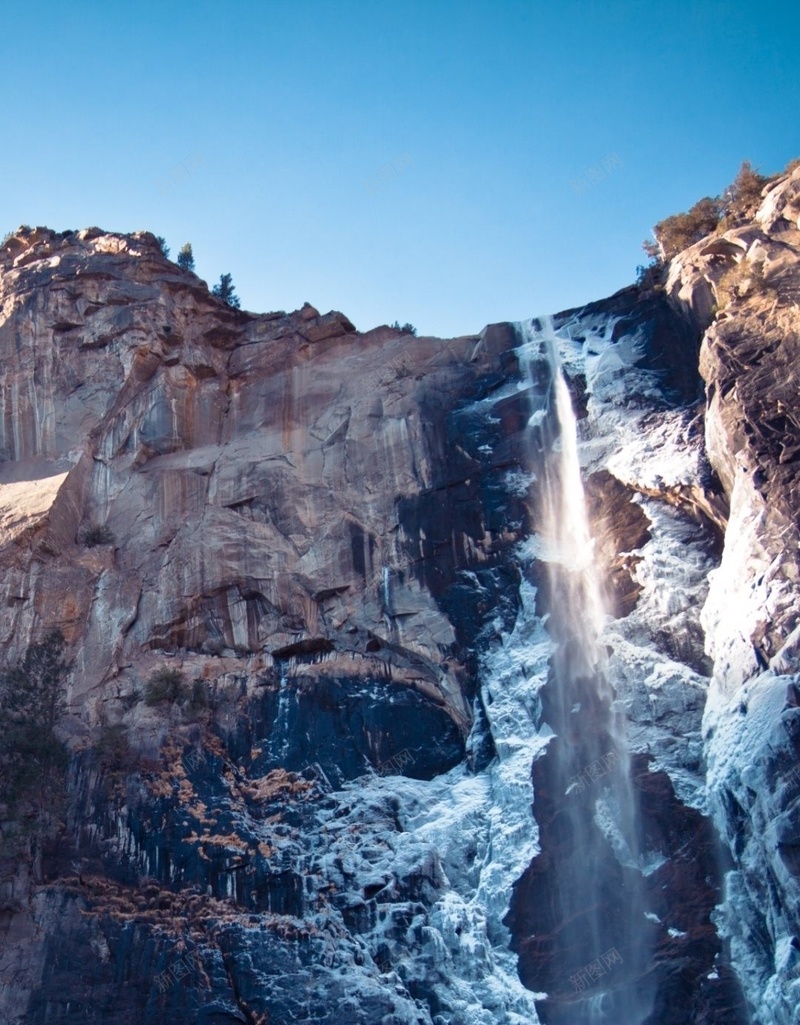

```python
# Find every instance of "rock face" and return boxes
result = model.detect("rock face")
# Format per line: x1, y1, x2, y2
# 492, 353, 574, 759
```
0, 165, 799, 1025
0, 226, 535, 1024
0, 227, 513, 725
672, 167, 800, 1024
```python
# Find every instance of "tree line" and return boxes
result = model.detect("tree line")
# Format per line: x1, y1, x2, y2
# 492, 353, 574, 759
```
155, 239, 241, 309
637, 156, 800, 286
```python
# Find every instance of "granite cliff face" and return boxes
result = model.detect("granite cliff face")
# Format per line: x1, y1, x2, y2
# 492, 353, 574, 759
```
0, 164, 799, 1025
671, 167, 800, 1024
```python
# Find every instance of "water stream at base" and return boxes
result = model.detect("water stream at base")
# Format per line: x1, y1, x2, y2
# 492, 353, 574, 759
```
518, 316, 655, 1024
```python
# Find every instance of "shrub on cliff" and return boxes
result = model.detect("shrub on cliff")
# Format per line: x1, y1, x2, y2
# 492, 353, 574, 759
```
720, 161, 768, 227
80, 523, 114, 547
95, 723, 135, 773
144, 667, 187, 705
715, 259, 774, 308
0, 631, 70, 864
1, 225, 31, 248
390, 321, 417, 335
635, 259, 665, 290
649, 196, 723, 261
212, 273, 241, 309
177, 243, 195, 272
189, 678, 208, 711
155, 236, 170, 258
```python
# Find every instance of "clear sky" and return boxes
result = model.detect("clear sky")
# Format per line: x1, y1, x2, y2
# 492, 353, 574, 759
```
1, 0, 797, 337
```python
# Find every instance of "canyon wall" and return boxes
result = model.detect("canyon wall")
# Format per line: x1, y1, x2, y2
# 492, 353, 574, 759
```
0, 163, 798, 1024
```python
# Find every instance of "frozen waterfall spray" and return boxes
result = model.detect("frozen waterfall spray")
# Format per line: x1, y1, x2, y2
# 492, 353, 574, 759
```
516, 317, 655, 1025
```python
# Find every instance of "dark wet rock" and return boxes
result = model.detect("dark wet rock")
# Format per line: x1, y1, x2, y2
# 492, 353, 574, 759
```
584, 469, 652, 617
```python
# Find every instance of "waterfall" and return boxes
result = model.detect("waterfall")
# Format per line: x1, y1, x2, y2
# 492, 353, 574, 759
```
273, 658, 292, 760
516, 317, 655, 1025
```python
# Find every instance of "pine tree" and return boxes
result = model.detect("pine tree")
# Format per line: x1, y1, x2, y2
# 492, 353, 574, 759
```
212, 273, 241, 309
177, 243, 195, 272
155, 236, 170, 258
390, 321, 417, 335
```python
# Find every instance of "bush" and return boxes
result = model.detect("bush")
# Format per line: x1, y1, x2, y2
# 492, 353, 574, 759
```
189, 679, 208, 711
95, 723, 134, 772
719, 161, 768, 228
144, 667, 187, 706
155, 236, 170, 258
1, 225, 31, 248
80, 523, 114, 547
651, 196, 723, 261
715, 259, 773, 309
641, 237, 660, 261
636, 260, 665, 290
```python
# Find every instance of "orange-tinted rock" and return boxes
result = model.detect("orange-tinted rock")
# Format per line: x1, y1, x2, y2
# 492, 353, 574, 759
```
0, 226, 522, 732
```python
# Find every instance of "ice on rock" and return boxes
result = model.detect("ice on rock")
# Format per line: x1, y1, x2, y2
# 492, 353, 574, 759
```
702, 473, 771, 694
607, 408, 708, 491
311, 573, 550, 1023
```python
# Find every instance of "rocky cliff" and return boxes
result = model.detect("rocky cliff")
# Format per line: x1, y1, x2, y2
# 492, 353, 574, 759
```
0, 164, 799, 1025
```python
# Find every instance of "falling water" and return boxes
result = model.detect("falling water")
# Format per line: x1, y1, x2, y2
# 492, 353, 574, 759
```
273, 658, 292, 760
381, 565, 392, 616
518, 317, 655, 1024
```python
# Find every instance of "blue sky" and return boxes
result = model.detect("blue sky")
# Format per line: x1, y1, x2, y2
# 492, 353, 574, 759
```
1, 1, 797, 337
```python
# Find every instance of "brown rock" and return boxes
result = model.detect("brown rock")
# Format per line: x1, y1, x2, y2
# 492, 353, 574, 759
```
0, 227, 518, 732
299, 309, 356, 343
